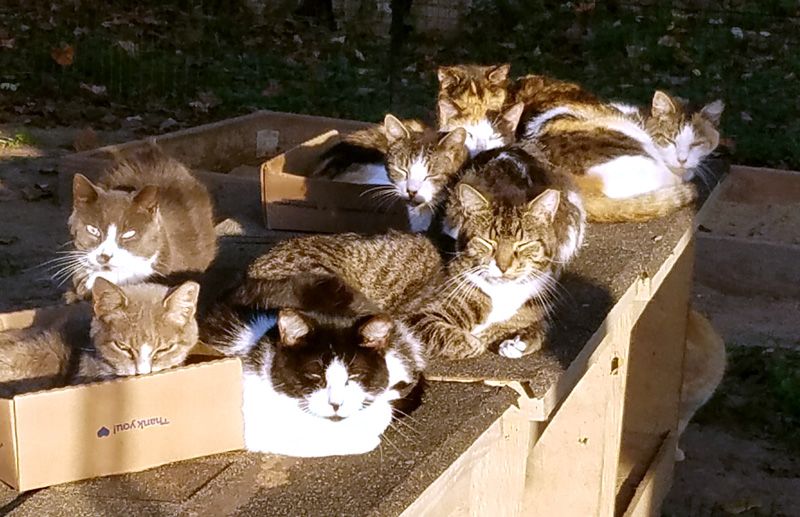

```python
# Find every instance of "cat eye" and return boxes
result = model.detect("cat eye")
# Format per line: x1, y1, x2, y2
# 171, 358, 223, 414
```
516, 240, 543, 253
154, 344, 178, 357
111, 342, 134, 358
305, 373, 322, 380
121, 230, 137, 240
86, 225, 101, 237
348, 374, 360, 381
474, 237, 496, 251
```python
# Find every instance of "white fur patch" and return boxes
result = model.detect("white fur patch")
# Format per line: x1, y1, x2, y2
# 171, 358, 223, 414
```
524, 106, 574, 137
229, 313, 277, 356
136, 343, 153, 374
407, 204, 434, 233
498, 335, 528, 359
84, 224, 157, 289
393, 320, 426, 371
588, 155, 679, 198
656, 124, 706, 179
305, 359, 369, 419
468, 273, 548, 335
463, 119, 505, 157
560, 191, 586, 264
609, 102, 641, 116
242, 371, 393, 457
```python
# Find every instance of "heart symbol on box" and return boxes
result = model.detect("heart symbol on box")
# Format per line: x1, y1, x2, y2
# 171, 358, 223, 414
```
96, 426, 110, 438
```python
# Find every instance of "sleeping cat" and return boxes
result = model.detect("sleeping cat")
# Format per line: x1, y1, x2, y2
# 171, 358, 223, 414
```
315, 116, 469, 232
412, 145, 585, 360
65, 151, 216, 301
437, 63, 511, 119
438, 100, 524, 158
524, 90, 724, 222
0, 278, 199, 395
210, 280, 423, 457
205, 232, 440, 456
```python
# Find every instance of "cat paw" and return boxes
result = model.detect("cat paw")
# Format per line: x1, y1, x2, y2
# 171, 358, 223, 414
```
498, 336, 528, 359
675, 447, 686, 462
407, 206, 433, 233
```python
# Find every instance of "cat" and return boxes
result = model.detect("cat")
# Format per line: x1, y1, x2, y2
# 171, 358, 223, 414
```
410, 145, 585, 360
524, 90, 724, 222
202, 231, 441, 455
677, 309, 726, 460
0, 277, 199, 396
438, 100, 525, 158
64, 150, 217, 301
315, 116, 469, 233
437, 63, 511, 119
232, 230, 445, 317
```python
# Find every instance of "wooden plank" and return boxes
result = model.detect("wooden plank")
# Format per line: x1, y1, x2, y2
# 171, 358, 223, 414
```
717, 165, 800, 205
622, 433, 679, 517
399, 406, 531, 517
695, 234, 800, 297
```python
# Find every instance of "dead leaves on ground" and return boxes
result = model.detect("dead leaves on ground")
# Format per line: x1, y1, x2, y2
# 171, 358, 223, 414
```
50, 44, 74, 66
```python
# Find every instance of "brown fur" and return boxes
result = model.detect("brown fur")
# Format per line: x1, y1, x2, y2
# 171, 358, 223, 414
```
67, 150, 217, 300
0, 279, 199, 395
510, 73, 606, 126
414, 146, 585, 359
233, 231, 445, 315
437, 64, 510, 123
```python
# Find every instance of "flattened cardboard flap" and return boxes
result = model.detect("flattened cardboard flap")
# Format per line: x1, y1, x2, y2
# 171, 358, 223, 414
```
12, 358, 243, 491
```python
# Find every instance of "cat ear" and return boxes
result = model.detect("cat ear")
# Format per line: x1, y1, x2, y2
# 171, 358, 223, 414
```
277, 309, 310, 347
700, 99, 725, 126
384, 114, 410, 145
437, 66, 457, 88
162, 281, 200, 327
527, 189, 561, 223
651, 91, 678, 118
500, 102, 525, 133
359, 315, 394, 349
73, 174, 100, 205
437, 99, 460, 125
92, 278, 128, 322
487, 64, 510, 84
437, 127, 467, 150
458, 183, 490, 213
133, 185, 159, 213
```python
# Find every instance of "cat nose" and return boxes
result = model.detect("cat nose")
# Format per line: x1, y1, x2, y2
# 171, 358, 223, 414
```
97, 253, 112, 265
407, 188, 418, 198
330, 402, 341, 412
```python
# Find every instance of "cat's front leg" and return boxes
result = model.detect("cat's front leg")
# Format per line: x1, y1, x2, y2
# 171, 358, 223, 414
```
497, 327, 546, 359
64, 273, 91, 303
477, 304, 548, 359
413, 316, 485, 359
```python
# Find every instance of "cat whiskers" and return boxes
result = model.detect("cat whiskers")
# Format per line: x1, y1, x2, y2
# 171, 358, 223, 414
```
361, 185, 403, 210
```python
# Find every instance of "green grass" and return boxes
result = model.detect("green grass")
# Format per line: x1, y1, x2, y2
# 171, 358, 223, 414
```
0, 130, 35, 149
695, 344, 800, 452
0, 1, 798, 168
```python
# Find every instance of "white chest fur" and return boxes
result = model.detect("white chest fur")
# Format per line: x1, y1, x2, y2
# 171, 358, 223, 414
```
467, 274, 546, 335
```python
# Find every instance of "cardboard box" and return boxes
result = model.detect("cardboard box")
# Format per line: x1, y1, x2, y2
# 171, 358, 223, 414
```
0, 306, 244, 491
260, 130, 409, 233
58, 110, 372, 226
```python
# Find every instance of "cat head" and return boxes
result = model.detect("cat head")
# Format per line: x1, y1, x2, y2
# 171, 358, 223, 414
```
438, 101, 525, 158
645, 91, 725, 178
69, 173, 162, 275
270, 309, 404, 420
90, 278, 200, 376
384, 114, 469, 208
437, 63, 510, 119
450, 184, 561, 283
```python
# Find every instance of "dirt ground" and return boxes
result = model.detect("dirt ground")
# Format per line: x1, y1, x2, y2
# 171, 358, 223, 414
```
1, 127, 799, 515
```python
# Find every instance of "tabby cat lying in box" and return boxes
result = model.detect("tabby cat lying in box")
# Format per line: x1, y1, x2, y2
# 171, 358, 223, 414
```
0, 278, 200, 396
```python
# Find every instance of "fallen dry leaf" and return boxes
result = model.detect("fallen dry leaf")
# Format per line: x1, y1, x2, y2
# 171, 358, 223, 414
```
79, 83, 107, 96
0, 37, 15, 49
51, 44, 75, 66
73, 127, 99, 151
116, 40, 137, 56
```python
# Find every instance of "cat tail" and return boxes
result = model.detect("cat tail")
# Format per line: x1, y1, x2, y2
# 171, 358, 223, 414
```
310, 141, 386, 177
679, 309, 726, 434
582, 183, 698, 223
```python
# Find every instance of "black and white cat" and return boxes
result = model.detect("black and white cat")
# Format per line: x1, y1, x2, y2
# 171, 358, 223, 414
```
215, 304, 424, 457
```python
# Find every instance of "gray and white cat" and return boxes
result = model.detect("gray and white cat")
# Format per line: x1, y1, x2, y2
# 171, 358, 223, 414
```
64, 151, 216, 301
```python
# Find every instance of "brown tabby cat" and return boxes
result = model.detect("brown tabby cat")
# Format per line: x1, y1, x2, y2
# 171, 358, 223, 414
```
412, 145, 585, 360
65, 150, 217, 301
437, 63, 510, 119
0, 278, 200, 396
438, 100, 525, 158
230, 230, 444, 316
